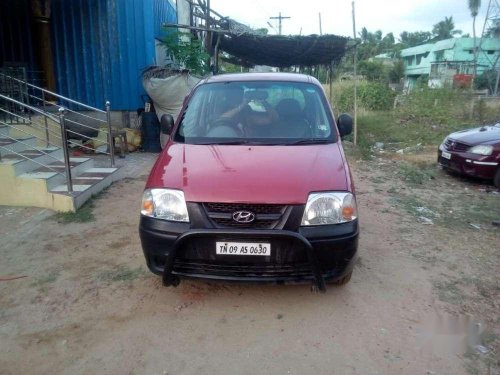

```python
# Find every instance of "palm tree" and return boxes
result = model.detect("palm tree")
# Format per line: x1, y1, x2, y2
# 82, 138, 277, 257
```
468, 0, 481, 78
432, 16, 462, 41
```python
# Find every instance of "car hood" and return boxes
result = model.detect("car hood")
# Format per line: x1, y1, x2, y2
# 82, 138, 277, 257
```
449, 124, 500, 145
146, 142, 349, 204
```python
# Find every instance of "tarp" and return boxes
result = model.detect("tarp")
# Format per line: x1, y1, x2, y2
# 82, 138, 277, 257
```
142, 72, 200, 121
217, 33, 350, 68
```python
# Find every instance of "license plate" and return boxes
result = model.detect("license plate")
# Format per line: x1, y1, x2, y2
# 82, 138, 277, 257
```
441, 151, 451, 160
216, 242, 271, 256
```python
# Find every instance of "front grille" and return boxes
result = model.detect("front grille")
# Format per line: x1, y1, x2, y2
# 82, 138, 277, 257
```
444, 138, 469, 152
203, 203, 287, 229
204, 202, 285, 214
209, 218, 276, 229
173, 260, 313, 278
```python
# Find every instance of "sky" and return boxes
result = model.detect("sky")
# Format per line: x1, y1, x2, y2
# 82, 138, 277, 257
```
207, 0, 491, 39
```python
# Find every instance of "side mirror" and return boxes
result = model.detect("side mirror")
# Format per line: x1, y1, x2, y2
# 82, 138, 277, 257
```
160, 114, 175, 135
337, 113, 353, 137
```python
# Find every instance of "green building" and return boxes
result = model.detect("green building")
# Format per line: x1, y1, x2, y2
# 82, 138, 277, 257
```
401, 37, 500, 90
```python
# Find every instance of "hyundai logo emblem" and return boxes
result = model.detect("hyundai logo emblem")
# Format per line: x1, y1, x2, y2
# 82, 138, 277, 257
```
232, 210, 256, 223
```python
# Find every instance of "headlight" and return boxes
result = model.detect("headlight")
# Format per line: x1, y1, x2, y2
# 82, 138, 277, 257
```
141, 188, 189, 222
301, 192, 357, 226
468, 145, 493, 156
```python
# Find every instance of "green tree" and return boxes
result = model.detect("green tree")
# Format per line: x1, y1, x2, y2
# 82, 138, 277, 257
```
161, 31, 210, 76
486, 19, 500, 38
358, 60, 386, 81
468, 0, 481, 77
360, 27, 370, 43
254, 28, 269, 35
388, 60, 405, 83
432, 16, 462, 41
399, 31, 432, 47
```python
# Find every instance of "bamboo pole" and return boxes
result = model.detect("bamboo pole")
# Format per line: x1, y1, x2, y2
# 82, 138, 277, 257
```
352, 1, 358, 145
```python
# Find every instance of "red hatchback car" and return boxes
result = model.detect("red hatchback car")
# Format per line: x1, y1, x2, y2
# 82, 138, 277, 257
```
139, 73, 358, 292
438, 122, 500, 187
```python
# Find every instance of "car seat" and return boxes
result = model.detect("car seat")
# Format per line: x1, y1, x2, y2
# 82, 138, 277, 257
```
274, 99, 310, 138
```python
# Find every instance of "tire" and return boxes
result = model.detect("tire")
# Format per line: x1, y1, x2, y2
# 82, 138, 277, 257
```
494, 168, 500, 188
331, 270, 353, 286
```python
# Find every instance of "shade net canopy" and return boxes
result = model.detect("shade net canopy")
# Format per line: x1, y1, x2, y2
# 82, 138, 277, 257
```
216, 33, 350, 68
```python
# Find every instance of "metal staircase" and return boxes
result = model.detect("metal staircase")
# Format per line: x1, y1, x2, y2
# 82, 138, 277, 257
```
0, 72, 123, 212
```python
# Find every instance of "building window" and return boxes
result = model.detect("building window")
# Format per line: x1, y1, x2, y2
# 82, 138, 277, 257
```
416, 53, 427, 65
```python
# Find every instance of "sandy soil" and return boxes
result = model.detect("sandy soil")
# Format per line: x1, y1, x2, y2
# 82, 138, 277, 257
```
0, 155, 498, 375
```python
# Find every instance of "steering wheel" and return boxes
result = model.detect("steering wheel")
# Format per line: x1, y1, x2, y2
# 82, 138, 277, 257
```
207, 118, 244, 137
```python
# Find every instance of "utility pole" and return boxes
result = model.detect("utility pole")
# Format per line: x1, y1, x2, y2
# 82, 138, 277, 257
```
270, 12, 291, 35
205, 0, 212, 71
352, 1, 358, 145
319, 12, 323, 35
479, 0, 500, 95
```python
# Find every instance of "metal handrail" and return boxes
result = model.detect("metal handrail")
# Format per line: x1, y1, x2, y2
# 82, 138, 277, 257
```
27, 92, 108, 124
1, 74, 115, 156
0, 145, 65, 176
0, 131, 63, 163
0, 94, 59, 122
64, 117, 109, 132
65, 129, 111, 155
2, 98, 112, 151
0, 120, 60, 151
0, 93, 115, 194
0, 107, 33, 124
0, 72, 106, 114
2, 107, 112, 156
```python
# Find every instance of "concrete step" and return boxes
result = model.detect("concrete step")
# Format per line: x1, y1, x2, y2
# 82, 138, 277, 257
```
50, 167, 122, 209
28, 156, 94, 178
0, 136, 37, 156
18, 157, 95, 190
0, 125, 8, 137
0, 147, 64, 175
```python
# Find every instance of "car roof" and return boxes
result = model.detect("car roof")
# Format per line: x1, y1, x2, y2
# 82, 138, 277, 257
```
201, 72, 319, 86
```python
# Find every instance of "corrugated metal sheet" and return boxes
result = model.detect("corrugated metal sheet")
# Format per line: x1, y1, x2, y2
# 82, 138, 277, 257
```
154, 0, 177, 39
51, 0, 176, 110
0, 0, 37, 72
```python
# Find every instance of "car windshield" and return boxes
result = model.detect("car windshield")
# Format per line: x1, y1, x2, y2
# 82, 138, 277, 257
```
174, 81, 336, 145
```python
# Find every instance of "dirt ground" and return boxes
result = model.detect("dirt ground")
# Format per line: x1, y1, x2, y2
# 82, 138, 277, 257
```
0, 151, 498, 375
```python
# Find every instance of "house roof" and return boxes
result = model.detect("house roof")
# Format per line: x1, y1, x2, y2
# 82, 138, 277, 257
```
400, 44, 433, 57
432, 38, 456, 51
401, 37, 500, 57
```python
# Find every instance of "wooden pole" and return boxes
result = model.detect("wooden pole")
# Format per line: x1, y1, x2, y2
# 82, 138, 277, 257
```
205, 0, 212, 70
329, 63, 334, 109
352, 1, 358, 145
31, 0, 56, 92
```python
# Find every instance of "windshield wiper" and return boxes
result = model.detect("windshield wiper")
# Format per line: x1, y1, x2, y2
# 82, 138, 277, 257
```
196, 140, 253, 145
288, 138, 332, 145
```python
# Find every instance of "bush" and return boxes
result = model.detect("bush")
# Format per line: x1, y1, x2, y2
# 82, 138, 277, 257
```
332, 81, 396, 113
358, 60, 386, 81
474, 70, 498, 92
394, 87, 469, 125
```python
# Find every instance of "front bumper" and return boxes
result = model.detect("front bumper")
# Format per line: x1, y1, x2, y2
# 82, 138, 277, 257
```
139, 212, 358, 292
437, 145, 498, 180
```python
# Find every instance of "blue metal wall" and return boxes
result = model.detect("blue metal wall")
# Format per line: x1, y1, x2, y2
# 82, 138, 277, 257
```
154, 0, 177, 39
51, 0, 176, 110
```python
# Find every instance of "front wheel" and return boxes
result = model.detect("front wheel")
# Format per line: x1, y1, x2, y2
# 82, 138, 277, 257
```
494, 168, 500, 188
330, 270, 353, 286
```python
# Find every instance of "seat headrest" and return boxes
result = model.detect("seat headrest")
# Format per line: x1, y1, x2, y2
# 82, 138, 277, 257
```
275, 99, 302, 119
